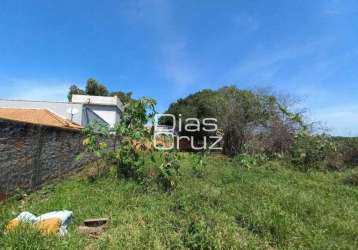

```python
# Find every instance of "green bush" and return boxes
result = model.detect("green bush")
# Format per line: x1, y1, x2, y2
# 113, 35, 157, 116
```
156, 151, 181, 191
344, 172, 358, 186
289, 133, 342, 171
234, 153, 268, 168
82, 97, 156, 182
335, 137, 358, 166
189, 153, 207, 178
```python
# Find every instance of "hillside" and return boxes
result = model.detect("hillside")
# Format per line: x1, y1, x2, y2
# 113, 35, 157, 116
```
1, 154, 357, 249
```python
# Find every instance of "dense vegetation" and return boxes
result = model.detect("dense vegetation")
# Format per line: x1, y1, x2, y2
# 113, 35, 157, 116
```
1, 85, 357, 249
165, 86, 302, 156
165, 86, 358, 171
1, 154, 357, 249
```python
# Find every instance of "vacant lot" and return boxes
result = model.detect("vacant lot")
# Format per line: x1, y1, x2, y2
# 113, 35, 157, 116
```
1, 154, 357, 249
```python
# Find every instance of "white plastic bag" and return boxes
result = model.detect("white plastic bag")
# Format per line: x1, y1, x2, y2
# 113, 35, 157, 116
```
16, 212, 37, 223
14, 210, 73, 236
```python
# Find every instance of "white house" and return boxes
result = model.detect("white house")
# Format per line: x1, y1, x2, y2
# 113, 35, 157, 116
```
71, 95, 123, 127
0, 95, 123, 128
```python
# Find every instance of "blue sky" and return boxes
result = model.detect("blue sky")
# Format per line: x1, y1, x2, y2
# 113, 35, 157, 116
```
0, 0, 357, 135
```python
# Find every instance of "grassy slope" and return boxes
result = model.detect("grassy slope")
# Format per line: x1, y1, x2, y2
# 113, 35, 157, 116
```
0, 154, 357, 250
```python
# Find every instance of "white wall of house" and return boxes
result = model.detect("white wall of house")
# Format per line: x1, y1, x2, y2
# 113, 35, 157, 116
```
72, 95, 123, 127
72, 95, 123, 110
84, 104, 121, 127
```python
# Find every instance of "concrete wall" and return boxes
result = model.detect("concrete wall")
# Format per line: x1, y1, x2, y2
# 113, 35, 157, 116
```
0, 119, 87, 200
85, 104, 121, 127
72, 94, 123, 110
0, 99, 83, 125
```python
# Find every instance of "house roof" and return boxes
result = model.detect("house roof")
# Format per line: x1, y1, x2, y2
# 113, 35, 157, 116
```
0, 108, 82, 131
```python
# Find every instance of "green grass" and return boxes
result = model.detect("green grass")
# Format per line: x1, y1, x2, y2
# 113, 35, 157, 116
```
1, 154, 358, 249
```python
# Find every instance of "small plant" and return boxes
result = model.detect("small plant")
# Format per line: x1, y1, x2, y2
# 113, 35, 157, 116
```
81, 122, 111, 179
172, 193, 191, 212
12, 188, 28, 201
234, 153, 268, 168
156, 151, 181, 191
85, 160, 110, 182
183, 217, 219, 250
190, 153, 207, 178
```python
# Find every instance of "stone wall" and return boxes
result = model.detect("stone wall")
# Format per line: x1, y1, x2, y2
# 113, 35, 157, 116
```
0, 119, 87, 200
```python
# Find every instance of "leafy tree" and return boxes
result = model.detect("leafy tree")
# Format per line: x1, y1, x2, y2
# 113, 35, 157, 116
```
83, 97, 156, 178
85, 78, 109, 96
163, 89, 219, 146
110, 91, 133, 104
82, 97, 182, 191
216, 87, 277, 155
165, 86, 303, 156
67, 84, 85, 101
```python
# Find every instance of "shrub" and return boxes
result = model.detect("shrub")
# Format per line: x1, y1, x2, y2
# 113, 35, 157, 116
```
82, 98, 183, 192
190, 153, 207, 178
82, 97, 156, 181
156, 151, 181, 191
335, 137, 358, 166
343, 172, 358, 186
234, 153, 268, 168
289, 133, 342, 171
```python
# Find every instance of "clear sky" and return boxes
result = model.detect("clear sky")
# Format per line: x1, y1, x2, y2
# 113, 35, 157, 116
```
0, 0, 357, 135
